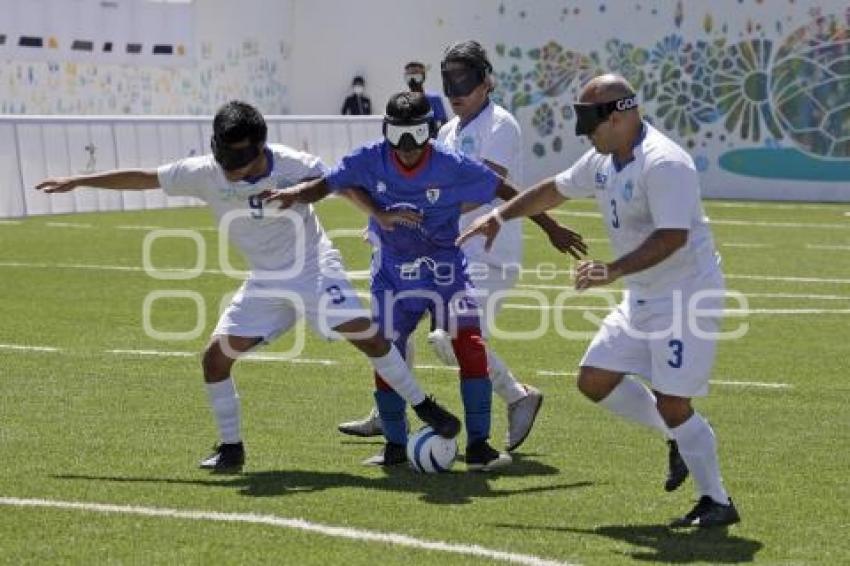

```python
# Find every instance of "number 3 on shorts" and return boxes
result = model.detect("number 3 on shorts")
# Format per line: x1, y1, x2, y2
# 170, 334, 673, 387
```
667, 339, 684, 368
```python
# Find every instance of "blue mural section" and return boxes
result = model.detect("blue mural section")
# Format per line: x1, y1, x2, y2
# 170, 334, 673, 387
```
492, 4, 850, 182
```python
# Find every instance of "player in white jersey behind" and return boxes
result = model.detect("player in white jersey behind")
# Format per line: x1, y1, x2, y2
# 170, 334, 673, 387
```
35, 100, 462, 472
459, 75, 740, 528
338, 41, 587, 452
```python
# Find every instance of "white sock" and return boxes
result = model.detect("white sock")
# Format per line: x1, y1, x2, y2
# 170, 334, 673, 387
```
370, 345, 426, 405
206, 378, 241, 444
598, 375, 670, 435
670, 413, 730, 504
487, 350, 527, 404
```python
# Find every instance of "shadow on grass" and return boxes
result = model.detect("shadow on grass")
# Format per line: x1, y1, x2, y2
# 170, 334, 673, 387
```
54, 456, 594, 505
493, 521, 762, 563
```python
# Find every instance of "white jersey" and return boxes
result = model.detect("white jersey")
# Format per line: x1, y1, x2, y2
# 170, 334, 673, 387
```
438, 101, 523, 268
157, 144, 332, 273
554, 123, 720, 297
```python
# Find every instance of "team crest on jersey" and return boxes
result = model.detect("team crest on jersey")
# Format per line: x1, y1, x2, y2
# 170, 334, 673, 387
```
622, 180, 634, 201
594, 171, 608, 190
425, 186, 441, 204
376, 181, 387, 193
460, 135, 476, 156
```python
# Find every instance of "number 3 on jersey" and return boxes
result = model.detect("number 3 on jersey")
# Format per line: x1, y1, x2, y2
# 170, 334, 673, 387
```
610, 198, 620, 229
248, 194, 264, 219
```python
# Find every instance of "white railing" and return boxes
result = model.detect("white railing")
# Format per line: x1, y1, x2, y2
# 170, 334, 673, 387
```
0, 115, 384, 218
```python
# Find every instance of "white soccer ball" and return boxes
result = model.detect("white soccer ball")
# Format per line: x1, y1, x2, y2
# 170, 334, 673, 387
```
407, 426, 457, 473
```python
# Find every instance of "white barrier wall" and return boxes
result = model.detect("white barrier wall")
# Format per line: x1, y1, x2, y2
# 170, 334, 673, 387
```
0, 115, 383, 218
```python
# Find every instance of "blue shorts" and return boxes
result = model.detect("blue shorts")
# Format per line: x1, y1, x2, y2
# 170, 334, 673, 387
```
371, 253, 481, 346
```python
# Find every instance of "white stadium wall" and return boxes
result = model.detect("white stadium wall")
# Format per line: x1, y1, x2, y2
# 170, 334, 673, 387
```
0, 115, 383, 218
1, 0, 849, 214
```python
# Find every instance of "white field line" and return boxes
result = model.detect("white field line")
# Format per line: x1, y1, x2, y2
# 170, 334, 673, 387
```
0, 220, 23, 225
0, 497, 573, 566
704, 201, 841, 210
806, 244, 850, 251
501, 303, 850, 315
108, 349, 337, 366
3, 259, 850, 287
46, 221, 94, 229
414, 363, 458, 373
514, 285, 850, 301
116, 225, 218, 233
551, 210, 850, 229
533, 370, 791, 389
0, 343, 62, 353
721, 243, 772, 248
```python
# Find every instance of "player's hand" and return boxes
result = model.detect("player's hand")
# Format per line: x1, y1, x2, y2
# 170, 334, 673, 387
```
574, 260, 621, 291
456, 211, 501, 251
374, 210, 422, 231
261, 187, 300, 209
546, 224, 588, 260
35, 177, 80, 193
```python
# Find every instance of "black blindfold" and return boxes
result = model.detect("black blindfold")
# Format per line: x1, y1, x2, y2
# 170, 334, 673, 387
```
211, 136, 262, 171
573, 95, 639, 136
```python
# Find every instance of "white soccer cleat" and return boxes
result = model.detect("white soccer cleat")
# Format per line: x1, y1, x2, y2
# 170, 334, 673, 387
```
337, 408, 383, 437
505, 385, 544, 452
427, 329, 458, 366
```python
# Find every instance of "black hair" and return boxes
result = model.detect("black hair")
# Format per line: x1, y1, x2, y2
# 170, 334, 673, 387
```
405, 61, 426, 70
385, 91, 432, 123
352, 75, 365, 86
442, 40, 492, 74
212, 100, 267, 145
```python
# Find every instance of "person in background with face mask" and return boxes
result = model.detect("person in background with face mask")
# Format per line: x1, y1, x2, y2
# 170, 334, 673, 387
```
403, 61, 448, 132
341, 76, 372, 115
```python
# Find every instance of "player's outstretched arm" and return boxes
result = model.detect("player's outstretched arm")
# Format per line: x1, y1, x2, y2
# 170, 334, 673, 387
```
339, 187, 422, 231
574, 229, 688, 291
262, 177, 330, 209
35, 169, 160, 193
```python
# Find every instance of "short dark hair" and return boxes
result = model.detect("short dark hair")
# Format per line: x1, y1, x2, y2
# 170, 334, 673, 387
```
405, 61, 426, 71
352, 75, 365, 86
385, 91, 431, 123
212, 100, 267, 145
443, 40, 492, 73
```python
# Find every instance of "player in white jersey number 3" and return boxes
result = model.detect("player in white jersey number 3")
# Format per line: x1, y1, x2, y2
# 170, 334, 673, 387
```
459, 74, 740, 528
35, 101, 462, 472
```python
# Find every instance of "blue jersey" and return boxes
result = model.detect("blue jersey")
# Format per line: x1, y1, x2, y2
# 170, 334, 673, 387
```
325, 140, 499, 262
426, 93, 448, 126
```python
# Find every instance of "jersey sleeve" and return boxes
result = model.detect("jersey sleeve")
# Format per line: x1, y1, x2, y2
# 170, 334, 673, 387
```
553, 148, 597, 198
479, 119, 519, 175
456, 153, 500, 205
324, 146, 373, 193
156, 157, 213, 198
645, 161, 699, 230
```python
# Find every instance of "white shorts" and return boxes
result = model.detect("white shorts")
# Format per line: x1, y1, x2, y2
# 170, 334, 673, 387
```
466, 263, 519, 337
213, 249, 369, 342
580, 273, 725, 397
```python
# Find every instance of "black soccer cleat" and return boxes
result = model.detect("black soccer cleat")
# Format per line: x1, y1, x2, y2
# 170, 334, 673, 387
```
665, 439, 690, 492
362, 442, 407, 467
670, 496, 741, 528
465, 440, 512, 472
412, 397, 461, 439
199, 442, 245, 473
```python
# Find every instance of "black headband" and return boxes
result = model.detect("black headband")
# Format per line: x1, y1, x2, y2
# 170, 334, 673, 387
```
573, 95, 638, 136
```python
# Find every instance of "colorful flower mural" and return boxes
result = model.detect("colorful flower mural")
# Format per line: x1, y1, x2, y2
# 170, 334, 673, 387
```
492, 8, 850, 181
